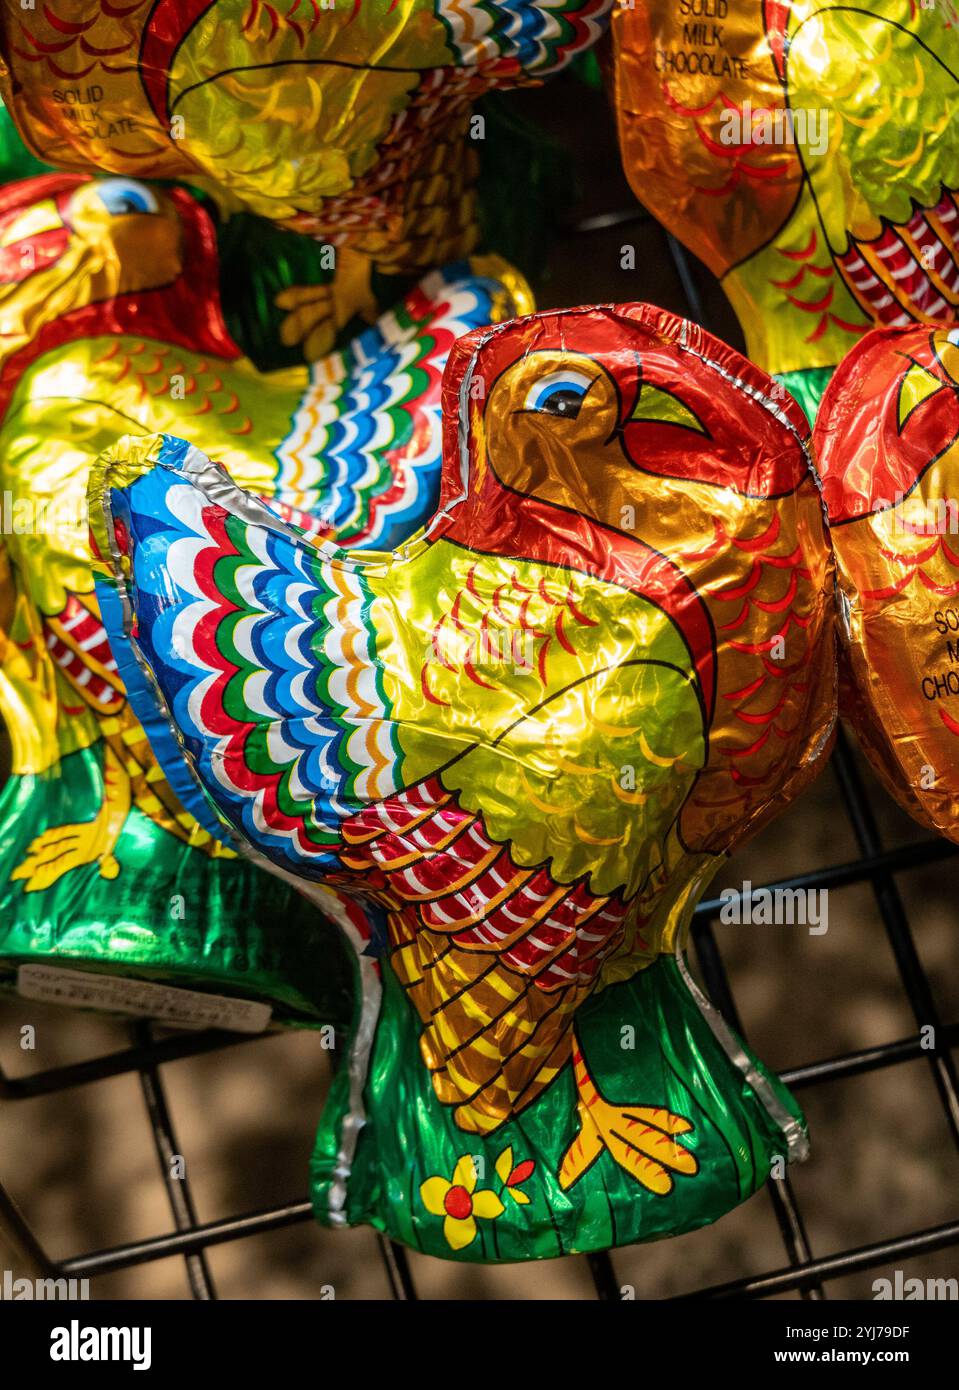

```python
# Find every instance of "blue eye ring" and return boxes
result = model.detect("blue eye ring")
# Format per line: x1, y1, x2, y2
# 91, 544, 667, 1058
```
94, 179, 160, 217
523, 369, 594, 418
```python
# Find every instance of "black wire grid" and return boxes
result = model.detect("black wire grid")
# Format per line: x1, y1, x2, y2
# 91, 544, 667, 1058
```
1, 233, 958, 1302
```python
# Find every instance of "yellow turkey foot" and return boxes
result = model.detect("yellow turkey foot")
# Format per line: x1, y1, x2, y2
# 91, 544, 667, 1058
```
275, 249, 376, 361
10, 745, 131, 892
558, 1035, 698, 1195
275, 283, 337, 361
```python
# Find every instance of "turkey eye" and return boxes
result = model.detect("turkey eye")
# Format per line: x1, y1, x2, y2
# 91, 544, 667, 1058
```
538, 388, 584, 418
523, 369, 593, 419
95, 179, 159, 217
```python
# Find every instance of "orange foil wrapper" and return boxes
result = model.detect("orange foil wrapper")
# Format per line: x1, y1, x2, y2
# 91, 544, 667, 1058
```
815, 323, 959, 841
611, 2, 959, 420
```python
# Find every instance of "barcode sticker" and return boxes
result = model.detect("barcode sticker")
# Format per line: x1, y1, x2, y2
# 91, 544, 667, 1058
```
16, 964, 272, 1034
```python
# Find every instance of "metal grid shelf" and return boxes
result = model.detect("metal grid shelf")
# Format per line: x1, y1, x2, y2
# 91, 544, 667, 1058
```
1, 231, 958, 1302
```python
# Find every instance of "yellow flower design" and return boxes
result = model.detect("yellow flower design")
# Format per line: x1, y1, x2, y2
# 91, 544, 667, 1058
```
495, 1146, 536, 1205
420, 1155, 505, 1252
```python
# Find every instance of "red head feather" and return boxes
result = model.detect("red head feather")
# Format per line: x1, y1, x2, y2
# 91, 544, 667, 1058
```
434, 303, 816, 720
815, 325, 959, 525
0, 173, 240, 422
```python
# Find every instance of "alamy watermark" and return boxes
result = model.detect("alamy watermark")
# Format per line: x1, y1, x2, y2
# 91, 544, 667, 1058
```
873, 494, 959, 535
50, 1321, 151, 1370
0, 491, 88, 537
719, 881, 828, 935
428, 626, 537, 674
873, 1270, 957, 1299
1, 1269, 89, 1299
719, 100, 829, 158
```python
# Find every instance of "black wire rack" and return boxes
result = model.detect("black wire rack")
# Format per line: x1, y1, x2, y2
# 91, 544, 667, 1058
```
1, 230, 958, 1302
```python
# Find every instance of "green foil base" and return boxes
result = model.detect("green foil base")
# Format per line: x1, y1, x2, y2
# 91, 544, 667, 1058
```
0, 747, 353, 1030
312, 952, 807, 1262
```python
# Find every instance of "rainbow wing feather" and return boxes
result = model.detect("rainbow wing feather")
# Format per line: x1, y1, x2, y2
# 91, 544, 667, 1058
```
436, 0, 611, 71
92, 436, 394, 876
277, 262, 519, 549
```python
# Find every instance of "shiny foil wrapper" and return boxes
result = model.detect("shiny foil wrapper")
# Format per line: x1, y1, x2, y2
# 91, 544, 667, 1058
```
611, 1, 959, 420
88, 305, 835, 1260
815, 323, 959, 842
0, 170, 527, 1019
0, 0, 610, 262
